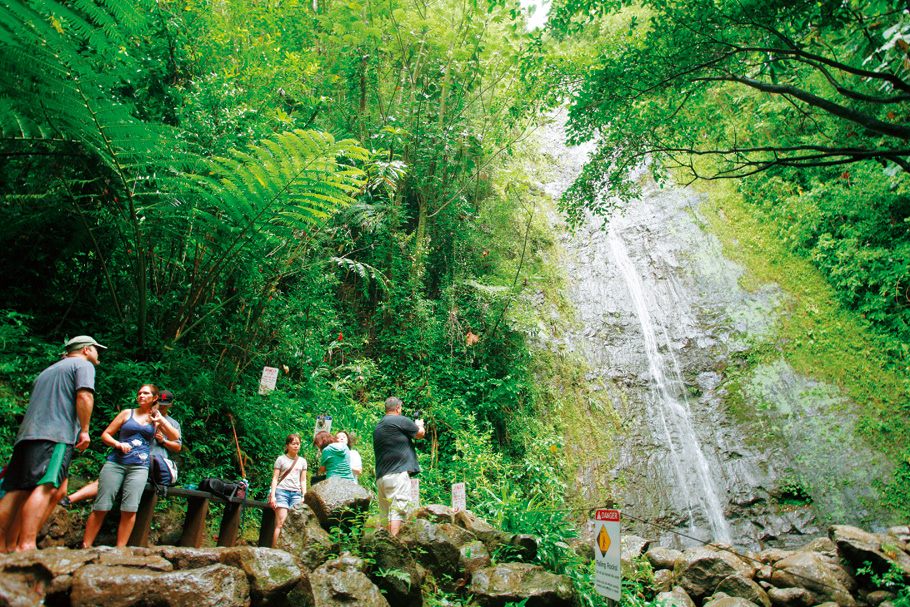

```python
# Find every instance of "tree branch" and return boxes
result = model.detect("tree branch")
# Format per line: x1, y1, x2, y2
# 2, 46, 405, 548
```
697, 75, 910, 140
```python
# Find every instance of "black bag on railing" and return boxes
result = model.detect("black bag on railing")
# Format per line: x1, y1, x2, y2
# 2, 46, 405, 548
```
199, 477, 246, 500
150, 454, 178, 487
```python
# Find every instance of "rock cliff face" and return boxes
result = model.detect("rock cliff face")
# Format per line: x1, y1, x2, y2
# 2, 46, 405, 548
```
532, 112, 896, 549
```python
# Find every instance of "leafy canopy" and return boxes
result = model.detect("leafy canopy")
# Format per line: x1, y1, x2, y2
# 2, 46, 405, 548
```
549, 0, 910, 223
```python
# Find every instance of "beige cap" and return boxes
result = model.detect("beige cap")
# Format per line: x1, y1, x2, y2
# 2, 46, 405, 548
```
64, 335, 108, 352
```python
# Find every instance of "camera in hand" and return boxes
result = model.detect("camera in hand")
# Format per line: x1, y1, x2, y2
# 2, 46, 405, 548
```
410, 409, 423, 420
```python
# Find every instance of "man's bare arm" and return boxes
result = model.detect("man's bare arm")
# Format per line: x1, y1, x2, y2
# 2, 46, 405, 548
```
74, 388, 94, 451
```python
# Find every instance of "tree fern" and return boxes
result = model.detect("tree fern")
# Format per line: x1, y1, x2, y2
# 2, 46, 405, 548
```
168, 129, 369, 338
0, 0, 178, 174
330, 256, 391, 294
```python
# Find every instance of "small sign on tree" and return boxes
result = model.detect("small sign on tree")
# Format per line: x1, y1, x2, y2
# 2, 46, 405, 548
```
259, 366, 279, 395
451, 482, 466, 512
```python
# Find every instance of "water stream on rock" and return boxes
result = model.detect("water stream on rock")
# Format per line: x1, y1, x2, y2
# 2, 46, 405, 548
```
607, 228, 732, 543
533, 111, 895, 550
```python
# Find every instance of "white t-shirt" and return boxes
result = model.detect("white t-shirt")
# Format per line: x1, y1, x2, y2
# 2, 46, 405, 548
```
348, 449, 363, 476
274, 454, 307, 493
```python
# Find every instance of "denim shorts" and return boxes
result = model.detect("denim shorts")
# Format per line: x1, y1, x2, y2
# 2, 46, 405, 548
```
274, 488, 302, 510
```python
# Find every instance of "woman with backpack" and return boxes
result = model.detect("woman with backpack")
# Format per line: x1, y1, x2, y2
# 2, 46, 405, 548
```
82, 384, 180, 547
268, 433, 307, 547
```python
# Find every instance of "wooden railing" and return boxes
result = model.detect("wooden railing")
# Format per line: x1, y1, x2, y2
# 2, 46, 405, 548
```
128, 485, 276, 548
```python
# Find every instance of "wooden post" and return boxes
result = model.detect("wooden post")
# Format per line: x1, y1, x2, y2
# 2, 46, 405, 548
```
179, 495, 210, 548
128, 488, 158, 547
258, 507, 277, 547
217, 501, 243, 547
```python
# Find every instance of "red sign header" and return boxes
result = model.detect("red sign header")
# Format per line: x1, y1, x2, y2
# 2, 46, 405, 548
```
594, 509, 620, 521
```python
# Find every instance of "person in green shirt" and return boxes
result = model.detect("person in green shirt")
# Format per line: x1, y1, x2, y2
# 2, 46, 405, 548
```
314, 431, 355, 481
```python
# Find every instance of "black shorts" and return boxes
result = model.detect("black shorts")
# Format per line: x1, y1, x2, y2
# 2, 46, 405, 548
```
2, 440, 73, 491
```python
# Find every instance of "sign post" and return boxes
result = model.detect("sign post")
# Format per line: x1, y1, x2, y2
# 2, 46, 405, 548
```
592, 509, 621, 600
258, 366, 279, 395
410, 478, 420, 508
451, 482, 466, 512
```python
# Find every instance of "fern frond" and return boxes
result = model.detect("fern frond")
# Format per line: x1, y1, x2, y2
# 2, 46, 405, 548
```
330, 257, 391, 294
0, 0, 181, 186
191, 129, 368, 237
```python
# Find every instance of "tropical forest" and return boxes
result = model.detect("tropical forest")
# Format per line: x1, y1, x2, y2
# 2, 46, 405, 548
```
1, 0, 909, 605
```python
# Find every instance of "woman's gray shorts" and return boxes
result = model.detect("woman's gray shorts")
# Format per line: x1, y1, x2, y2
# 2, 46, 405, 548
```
94, 460, 149, 512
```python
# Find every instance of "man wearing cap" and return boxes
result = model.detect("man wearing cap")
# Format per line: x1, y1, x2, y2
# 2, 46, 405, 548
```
0, 335, 104, 551
151, 389, 182, 460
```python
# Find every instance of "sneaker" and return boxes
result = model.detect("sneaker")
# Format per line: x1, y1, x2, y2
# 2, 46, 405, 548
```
58, 496, 71, 508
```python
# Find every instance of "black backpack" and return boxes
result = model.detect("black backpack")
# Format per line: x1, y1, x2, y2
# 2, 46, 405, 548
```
199, 477, 246, 500
150, 454, 178, 487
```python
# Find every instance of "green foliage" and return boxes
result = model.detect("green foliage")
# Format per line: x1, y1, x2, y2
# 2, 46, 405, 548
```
740, 164, 910, 348
549, 0, 910, 223
775, 473, 814, 506
0, 0, 570, 558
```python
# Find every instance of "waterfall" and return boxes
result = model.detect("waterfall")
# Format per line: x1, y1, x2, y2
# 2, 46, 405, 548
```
534, 109, 894, 549
607, 227, 732, 543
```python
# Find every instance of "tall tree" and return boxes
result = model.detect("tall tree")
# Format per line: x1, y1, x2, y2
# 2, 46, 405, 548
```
549, 0, 910, 221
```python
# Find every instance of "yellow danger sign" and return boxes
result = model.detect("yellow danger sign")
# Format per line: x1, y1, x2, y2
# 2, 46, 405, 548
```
592, 509, 621, 600
597, 525, 612, 555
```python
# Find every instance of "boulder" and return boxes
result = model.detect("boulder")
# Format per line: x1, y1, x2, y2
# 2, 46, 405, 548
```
678, 546, 756, 601
150, 547, 224, 570
0, 547, 114, 601
0, 546, 97, 578
468, 562, 574, 607
275, 504, 335, 569
622, 535, 651, 561
460, 540, 492, 574
886, 526, 910, 546
454, 510, 509, 547
655, 586, 696, 607
703, 593, 761, 607
415, 504, 456, 524
309, 553, 390, 607
756, 549, 793, 565
361, 530, 423, 607
97, 549, 173, 571
398, 518, 476, 579
38, 505, 82, 548
767, 587, 815, 607
647, 546, 683, 570
755, 565, 773, 583
654, 568, 675, 592
304, 477, 373, 529
865, 590, 897, 606
0, 570, 48, 607
714, 574, 772, 607
830, 525, 910, 579
803, 537, 837, 557
220, 546, 305, 605
770, 551, 856, 607
70, 563, 250, 607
